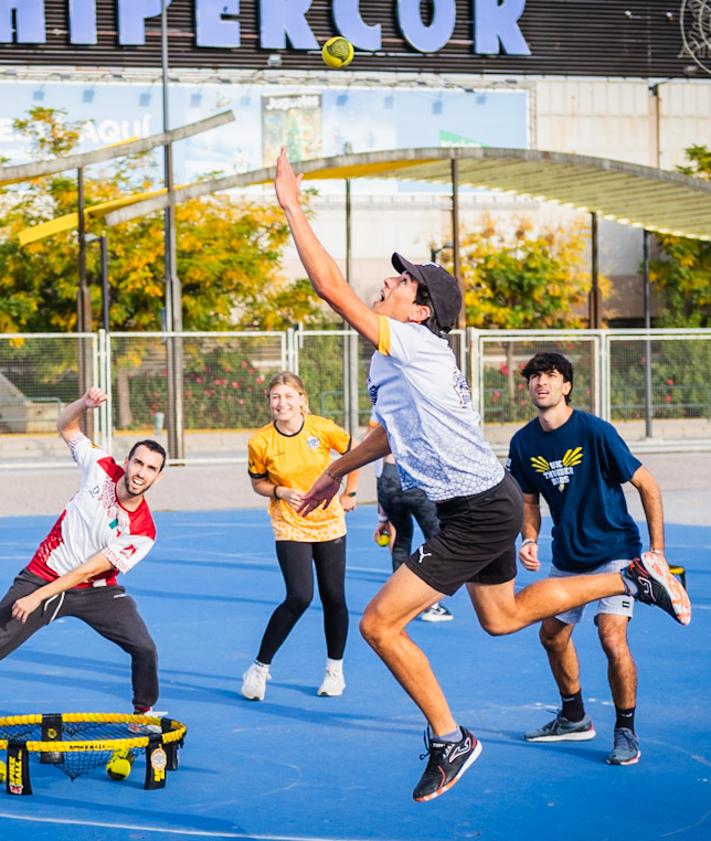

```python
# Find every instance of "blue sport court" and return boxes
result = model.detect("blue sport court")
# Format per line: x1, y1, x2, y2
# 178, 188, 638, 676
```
0, 506, 709, 841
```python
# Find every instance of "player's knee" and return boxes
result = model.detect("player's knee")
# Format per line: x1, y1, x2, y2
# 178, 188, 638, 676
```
359, 607, 391, 649
132, 638, 158, 664
539, 626, 566, 653
285, 593, 312, 615
598, 629, 629, 660
359, 609, 377, 645
320, 590, 346, 611
478, 615, 513, 637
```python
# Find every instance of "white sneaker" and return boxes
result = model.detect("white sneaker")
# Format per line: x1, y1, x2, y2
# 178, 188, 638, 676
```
241, 662, 271, 701
129, 709, 168, 734
317, 666, 345, 697
419, 603, 454, 622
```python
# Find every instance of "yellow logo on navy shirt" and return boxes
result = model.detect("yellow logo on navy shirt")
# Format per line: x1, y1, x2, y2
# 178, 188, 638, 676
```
530, 447, 583, 492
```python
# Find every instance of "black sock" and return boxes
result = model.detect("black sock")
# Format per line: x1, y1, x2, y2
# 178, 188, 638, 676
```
615, 706, 636, 732
560, 690, 585, 723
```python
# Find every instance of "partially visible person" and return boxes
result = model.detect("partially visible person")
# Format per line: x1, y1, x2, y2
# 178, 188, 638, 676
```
368, 420, 452, 622
508, 352, 668, 766
0, 387, 166, 715
242, 371, 358, 701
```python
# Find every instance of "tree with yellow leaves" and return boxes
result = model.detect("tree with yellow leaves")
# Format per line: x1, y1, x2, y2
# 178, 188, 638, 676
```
0, 107, 321, 334
0, 108, 325, 430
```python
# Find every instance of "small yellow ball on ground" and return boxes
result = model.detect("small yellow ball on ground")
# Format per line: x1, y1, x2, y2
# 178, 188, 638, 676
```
106, 749, 134, 780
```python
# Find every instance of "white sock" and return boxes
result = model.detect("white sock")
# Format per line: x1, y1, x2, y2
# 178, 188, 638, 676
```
326, 658, 344, 673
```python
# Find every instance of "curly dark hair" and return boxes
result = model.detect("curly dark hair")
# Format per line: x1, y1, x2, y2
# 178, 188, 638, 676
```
521, 352, 574, 404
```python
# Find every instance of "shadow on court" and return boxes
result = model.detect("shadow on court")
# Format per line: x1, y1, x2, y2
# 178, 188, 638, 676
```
0, 507, 709, 841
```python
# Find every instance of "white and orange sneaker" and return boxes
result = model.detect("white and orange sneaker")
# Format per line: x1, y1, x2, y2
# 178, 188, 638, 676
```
622, 552, 691, 625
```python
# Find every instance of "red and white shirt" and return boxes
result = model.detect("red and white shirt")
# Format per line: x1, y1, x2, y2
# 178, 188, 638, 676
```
27, 434, 156, 588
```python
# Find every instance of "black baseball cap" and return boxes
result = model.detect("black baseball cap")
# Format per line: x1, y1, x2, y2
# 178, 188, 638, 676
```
391, 252, 462, 333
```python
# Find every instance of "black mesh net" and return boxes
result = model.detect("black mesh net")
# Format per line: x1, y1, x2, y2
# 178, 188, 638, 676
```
0, 716, 183, 782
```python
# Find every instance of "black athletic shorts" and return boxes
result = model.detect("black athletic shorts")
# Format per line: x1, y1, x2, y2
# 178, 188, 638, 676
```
404, 472, 523, 596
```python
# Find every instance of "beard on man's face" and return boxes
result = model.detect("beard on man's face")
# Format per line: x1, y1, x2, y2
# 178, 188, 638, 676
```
123, 472, 147, 497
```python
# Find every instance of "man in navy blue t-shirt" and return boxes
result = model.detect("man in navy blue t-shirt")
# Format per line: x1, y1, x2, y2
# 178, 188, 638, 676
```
507, 352, 667, 767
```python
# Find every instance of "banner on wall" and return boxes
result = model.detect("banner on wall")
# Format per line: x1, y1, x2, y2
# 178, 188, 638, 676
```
0, 82, 528, 190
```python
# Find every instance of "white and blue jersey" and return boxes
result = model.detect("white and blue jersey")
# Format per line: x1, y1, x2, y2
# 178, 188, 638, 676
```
368, 316, 503, 502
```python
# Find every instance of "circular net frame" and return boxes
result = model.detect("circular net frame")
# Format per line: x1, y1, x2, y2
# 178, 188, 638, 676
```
0, 713, 187, 780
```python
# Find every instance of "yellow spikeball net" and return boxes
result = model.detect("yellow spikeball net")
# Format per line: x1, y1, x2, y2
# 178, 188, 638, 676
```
0, 712, 187, 795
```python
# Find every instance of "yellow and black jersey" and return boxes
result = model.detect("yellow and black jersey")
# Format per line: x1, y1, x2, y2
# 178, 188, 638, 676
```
248, 415, 351, 542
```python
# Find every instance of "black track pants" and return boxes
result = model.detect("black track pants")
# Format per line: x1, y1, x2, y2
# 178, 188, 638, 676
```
0, 569, 159, 710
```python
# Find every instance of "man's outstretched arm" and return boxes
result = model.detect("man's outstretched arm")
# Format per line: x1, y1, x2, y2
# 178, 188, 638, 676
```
298, 425, 391, 515
274, 149, 380, 346
12, 552, 114, 624
57, 386, 107, 444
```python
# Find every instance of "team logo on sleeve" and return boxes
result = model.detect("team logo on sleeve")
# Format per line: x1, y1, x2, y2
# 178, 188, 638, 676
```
452, 370, 471, 407
531, 447, 583, 492
367, 378, 379, 405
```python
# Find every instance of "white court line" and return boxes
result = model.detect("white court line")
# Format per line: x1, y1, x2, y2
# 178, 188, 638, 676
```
0, 813, 390, 841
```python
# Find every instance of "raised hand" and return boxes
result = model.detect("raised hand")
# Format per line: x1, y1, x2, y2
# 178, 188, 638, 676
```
274, 147, 303, 212
83, 386, 107, 409
297, 472, 341, 516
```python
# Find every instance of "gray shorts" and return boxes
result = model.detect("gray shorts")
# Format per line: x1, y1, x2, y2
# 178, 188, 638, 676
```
552, 559, 634, 625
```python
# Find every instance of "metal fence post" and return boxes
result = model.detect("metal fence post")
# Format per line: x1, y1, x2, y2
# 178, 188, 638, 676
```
289, 326, 300, 375
281, 327, 296, 373
468, 328, 481, 417
97, 329, 109, 450
456, 329, 467, 383
597, 329, 608, 420
346, 330, 360, 434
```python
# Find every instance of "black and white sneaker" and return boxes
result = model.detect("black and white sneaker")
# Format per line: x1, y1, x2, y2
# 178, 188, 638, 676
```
622, 552, 691, 626
412, 727, 482, 803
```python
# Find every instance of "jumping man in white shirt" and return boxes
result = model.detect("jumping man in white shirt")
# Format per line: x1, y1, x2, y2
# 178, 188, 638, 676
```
0, 387, 166, 714
273, 149, 690, 803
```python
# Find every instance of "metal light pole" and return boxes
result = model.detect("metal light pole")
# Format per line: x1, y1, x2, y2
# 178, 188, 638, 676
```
340, 143, 359, 435
86, 234, 110, 333
642, 230, 654, 438
588, 211, 602, 328
450, 157, 464, 330
161, 0, 184, 460
76, 166, 93, 432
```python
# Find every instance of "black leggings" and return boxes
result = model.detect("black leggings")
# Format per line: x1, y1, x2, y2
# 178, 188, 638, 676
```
257, 537, 348, 665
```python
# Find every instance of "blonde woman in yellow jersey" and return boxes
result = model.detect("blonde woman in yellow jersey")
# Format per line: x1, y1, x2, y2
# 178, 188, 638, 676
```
241, 371, 358, 701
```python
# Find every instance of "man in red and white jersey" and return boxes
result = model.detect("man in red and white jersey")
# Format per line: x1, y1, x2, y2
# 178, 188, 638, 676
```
0, 386, 166, 714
